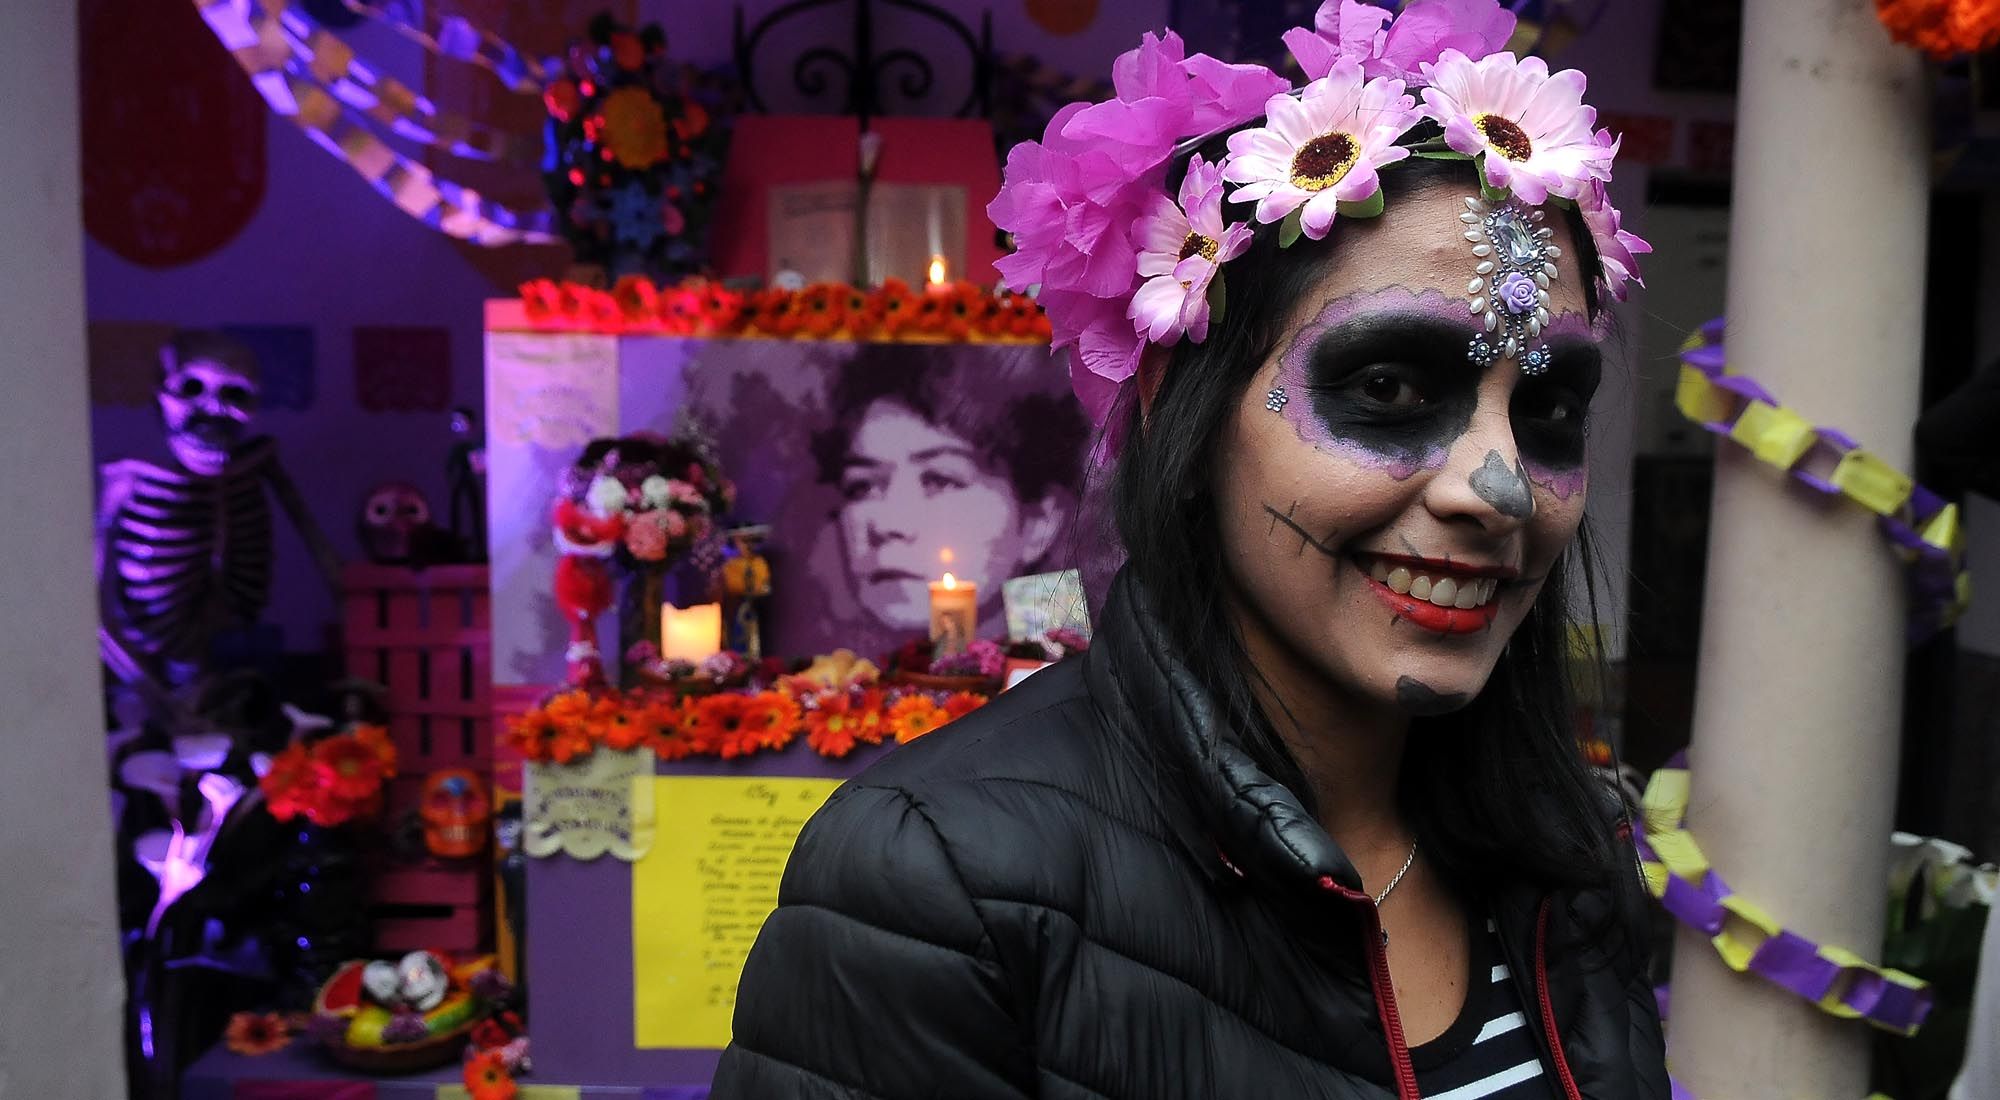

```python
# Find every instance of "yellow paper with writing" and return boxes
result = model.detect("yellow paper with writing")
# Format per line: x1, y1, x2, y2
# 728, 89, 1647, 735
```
524, 749, 656, 861
632, 776, 843, 1049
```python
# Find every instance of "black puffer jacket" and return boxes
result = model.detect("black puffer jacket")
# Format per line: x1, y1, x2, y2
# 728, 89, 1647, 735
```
711, 574, 1668, 1099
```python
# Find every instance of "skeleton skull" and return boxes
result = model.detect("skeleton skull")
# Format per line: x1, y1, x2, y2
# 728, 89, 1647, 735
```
158, 332, 260, 477
358, 483, 434, 564
396, 950, 450, 1012
420, 769, 490, 859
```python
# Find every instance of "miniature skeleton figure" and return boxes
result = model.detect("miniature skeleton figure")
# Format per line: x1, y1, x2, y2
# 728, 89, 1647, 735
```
444, 406, 486, 560
97, 331, 342, 692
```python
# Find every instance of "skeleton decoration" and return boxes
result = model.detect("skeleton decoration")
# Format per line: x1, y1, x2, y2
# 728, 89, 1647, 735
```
445, 407, 486, 561
97, 331, 342, 692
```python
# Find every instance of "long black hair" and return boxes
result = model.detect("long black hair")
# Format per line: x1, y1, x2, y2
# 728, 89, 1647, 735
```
1109, 149, 1634, 923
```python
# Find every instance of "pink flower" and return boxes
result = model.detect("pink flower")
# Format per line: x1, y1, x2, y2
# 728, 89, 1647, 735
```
1222, 63, 1420, 238
1286, 0, 1516, 83
1419, 50, 1610, 204
662, 510, 688, 540
1578, 172, 1651, 302
1128, 155, 1254, 345
624, 512, 669, 561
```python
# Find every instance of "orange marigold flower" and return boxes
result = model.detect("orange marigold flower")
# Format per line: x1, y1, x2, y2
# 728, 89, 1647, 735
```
548, 722, 595, 765
853, 687, 888, 745
1875, 0, 2000, 57
313, 736, 384, 803
691, 694, 755, 758
874, 279, 918, 335
506, 710, 558, 763
942, 691, 987, 721
798, 284, 846, 339
464, 1048, 518, 1100
600, 706, 649, 753
645, 697, 705, 760
888, 695, 947, 743
944, 283, 994, 340
224, 1011, 292, 1056
740, 692, 803, 753
805, 693, 862, 757
543, 691, 594, 726
351, 723, 398, 776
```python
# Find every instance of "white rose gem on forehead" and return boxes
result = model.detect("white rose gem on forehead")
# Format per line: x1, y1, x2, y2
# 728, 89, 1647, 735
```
1458, 195, 1560, 368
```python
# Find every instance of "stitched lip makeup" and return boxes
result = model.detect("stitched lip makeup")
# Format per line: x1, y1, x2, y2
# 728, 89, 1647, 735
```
1353, 552, 1515, 634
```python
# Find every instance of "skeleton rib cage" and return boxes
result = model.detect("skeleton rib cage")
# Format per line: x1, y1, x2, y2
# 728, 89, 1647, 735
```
104, 437, 277, 664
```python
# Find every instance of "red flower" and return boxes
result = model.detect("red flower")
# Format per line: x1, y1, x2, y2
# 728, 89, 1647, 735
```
600, 705, 648, 753
798, 284, 846, 339
645, 697, 707, 760
853, 687, 888, 745
464, 1048, 517, 1100
351, 723, 398, 777
740, 692, 802, 753
942, 691, 987, 721
611, 275, 662, 328
259, 743, 319, 821
314, 737, 384, 803
873, 279, 919, 336
543, 79, 581, 123
224, 1011, 292, 1056
805, 693, 861, 757
506, 711, 558, 763
690, 694, 754, 758
944, 283, 994, 340
1875, 0, 2000, 58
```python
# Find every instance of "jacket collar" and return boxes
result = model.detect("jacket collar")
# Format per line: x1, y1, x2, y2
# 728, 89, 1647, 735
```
1083, 569, 1367, 897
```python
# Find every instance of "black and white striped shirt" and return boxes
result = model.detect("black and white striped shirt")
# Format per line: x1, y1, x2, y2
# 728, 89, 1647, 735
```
1409, 919, 1555, 1099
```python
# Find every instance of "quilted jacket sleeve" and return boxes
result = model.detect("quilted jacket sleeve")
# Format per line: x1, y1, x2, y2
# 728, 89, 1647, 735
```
709, 782, 1035, 1100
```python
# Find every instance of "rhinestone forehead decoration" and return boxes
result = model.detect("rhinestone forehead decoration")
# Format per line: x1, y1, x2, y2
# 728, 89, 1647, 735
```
1265, 387, 1289, 413
1460, 196, 1562, 369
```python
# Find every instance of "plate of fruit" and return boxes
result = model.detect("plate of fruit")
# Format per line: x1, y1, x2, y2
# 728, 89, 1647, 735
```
309, 951, 506, 1073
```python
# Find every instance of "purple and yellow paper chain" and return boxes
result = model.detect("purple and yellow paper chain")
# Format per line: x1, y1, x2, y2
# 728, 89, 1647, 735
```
337, 0, 553, 95
1633, 755, 1932, 1036
267, 0, 538, 165
196, 0, 554, 246
1677, 319, 1970, 641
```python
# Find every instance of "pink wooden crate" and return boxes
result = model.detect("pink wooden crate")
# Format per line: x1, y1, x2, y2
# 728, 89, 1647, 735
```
341, 564, 494, 785
368, 863, 491, 955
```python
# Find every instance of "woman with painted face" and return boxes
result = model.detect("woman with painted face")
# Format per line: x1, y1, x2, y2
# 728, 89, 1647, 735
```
713, 4, 1665, 1098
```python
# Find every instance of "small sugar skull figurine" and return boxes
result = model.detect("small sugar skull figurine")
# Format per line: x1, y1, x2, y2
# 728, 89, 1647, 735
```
397, 950, 451, 1012
420, 769, 490, 859
358, 482, 434, 565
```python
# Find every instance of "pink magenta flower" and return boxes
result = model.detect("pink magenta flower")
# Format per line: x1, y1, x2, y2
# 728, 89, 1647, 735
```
1420, 50, 1610, 204
1128, 155, 1254, 345
1579, 171, 1651, 302
1285, 0, 1516, 83
1221, 63, 1419, 239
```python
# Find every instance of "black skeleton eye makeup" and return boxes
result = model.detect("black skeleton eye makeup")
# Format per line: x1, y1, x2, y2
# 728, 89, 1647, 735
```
1509, 339, 1600, 467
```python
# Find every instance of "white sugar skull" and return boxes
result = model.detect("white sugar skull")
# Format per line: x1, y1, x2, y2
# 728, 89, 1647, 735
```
361, 960, 403, 1005
397, 950, 451, 1012
158, 332, 259, 477
358, 482, 433, 564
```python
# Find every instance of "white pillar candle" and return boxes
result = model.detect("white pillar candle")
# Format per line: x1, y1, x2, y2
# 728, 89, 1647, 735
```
660, 603, 723, 664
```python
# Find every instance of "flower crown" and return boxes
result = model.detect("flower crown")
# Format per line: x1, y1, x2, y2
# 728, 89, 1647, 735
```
987, 0, 1651, 426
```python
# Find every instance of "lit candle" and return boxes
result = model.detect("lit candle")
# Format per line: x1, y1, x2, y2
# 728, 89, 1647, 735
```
928, 572, 978, 658
660, 603, 723, 664
927, 253, 949, 293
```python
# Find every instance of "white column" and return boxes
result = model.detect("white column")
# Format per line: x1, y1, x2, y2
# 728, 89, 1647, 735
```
0, 0, 129, 1095
1666, 2, 1928, 1098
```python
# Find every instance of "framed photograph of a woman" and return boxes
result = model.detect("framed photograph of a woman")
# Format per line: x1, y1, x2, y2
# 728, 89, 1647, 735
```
677, 339, 1091, 657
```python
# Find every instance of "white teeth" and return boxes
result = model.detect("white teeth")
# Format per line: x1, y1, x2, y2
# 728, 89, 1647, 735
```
1364, 559, 1504, 608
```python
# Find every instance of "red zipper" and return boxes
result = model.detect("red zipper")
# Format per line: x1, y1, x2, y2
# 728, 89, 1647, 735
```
1533, 898, 1584, 1100
1319, 876, 1420, 1100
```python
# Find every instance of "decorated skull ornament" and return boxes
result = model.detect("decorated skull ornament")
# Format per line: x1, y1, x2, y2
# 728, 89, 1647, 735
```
358, 482, 434, 564
420, 769, 490, 859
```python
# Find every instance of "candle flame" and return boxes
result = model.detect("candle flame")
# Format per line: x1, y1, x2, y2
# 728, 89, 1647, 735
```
941, 572, 957, 589
927, 253, 948, 287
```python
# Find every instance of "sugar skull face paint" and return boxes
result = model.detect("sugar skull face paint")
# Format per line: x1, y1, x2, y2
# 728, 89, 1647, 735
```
1216, 186, 1605, 720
